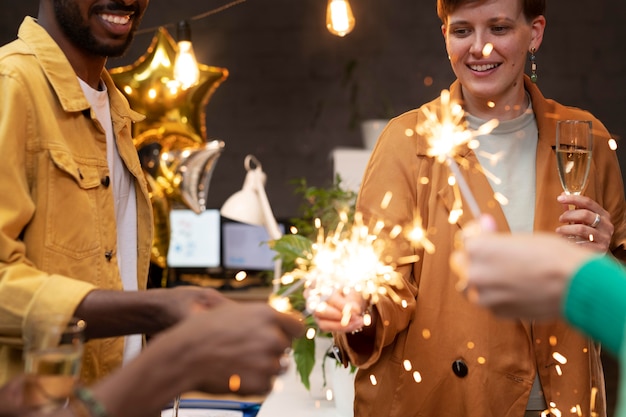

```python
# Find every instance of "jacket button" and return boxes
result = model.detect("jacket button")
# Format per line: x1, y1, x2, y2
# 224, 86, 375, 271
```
101, 176, 111, 187
452, 359, 468, 378
104, 251, 113, 261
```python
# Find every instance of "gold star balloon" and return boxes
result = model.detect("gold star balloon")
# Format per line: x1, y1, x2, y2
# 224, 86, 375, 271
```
110, 26, 228, 141
110, 27, 228, 280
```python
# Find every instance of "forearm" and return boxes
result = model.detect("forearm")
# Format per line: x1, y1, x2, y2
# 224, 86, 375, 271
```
563, 255, 626, 356
87, 301, 300, 417
336, 300, 400, 368
74, 287, 229, 340
89, 339, 191, 417
74, 289, 170, 339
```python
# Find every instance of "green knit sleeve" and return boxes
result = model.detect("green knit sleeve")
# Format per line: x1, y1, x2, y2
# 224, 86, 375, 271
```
562, 255, 626, 356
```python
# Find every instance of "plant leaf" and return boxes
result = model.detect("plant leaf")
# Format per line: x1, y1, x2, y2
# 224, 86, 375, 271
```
269, 176, 356, 391
292, 337, 316, 390
269, 234, 313, 273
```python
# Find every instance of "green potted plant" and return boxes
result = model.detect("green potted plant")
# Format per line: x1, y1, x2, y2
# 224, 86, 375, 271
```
269, 175, 357, 390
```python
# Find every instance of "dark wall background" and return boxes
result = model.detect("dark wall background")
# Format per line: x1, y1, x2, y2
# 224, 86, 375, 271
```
2, 2, 624, 413
1, 0, 625, 219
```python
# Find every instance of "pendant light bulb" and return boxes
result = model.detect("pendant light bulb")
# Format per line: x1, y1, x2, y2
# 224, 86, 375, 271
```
326, 0, 355, 37
174, 20, 200, 90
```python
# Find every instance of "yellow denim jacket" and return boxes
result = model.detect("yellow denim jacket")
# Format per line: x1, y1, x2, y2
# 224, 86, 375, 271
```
0, 17, 153, 385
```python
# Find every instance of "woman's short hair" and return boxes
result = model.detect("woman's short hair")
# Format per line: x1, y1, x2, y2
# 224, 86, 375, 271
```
436, 0, 545, 24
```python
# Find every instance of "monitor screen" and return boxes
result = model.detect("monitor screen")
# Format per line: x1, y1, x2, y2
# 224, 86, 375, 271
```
222, 221, 285, 271
167, 209, 221, 269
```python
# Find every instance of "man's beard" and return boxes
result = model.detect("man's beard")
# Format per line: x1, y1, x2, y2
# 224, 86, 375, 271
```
53, 0, 140, 58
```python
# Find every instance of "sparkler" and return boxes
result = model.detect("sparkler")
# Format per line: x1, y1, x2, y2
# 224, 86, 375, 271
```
306, 211, 405, 312
416, 89, 498, 220
270, 209, 406, 323
271, 93, 495, 319
270, 91, 496, 317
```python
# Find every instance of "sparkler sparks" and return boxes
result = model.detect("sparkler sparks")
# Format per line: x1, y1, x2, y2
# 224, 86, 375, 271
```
271, 91, 498, 319
416, 89, 498, 220
405, 215, 435, 254
269, 192, 435, 328
228, 374, 241, 392
297, 210, 405, 317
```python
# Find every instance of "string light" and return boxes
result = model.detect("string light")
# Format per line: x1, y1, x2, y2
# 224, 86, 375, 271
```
132, 1, 248, 89
326, 0, 355, 37
173, 20, 200, 89
134, 0, 248, 36
136, 0, 355, 45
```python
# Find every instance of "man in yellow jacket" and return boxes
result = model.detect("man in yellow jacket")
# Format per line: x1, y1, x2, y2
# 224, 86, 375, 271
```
0, 0, 247, 386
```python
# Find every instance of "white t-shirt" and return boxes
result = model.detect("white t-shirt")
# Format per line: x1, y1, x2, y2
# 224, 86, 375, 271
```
467, 101, 546, 411
79, 78, 142, 365
467, 104, 537, 233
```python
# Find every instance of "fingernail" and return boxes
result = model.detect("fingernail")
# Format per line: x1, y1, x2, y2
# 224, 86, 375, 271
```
479, 214, 496, 231
557, 195, 566, 202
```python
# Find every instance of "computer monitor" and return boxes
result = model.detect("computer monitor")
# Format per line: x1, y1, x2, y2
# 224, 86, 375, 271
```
167, 209, 221, 269
221, 220, 286, 273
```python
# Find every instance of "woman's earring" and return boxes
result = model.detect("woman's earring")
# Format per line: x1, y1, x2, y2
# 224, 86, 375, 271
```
529, 47, 538, 83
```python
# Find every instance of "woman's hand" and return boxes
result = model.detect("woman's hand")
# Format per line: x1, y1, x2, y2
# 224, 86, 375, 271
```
556, 193, 613, 252
310, 290, 368, 334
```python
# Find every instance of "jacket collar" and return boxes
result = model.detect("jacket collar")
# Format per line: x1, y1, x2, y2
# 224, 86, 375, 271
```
447, 75, 557, 152
18, 17, 143, 123
101, 70, 145, 129
427, 77, 548, 233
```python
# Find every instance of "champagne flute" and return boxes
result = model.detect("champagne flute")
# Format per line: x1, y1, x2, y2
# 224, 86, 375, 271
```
171, 394, 181, 417
555, 120, 593, 241
23, 316, 86, 413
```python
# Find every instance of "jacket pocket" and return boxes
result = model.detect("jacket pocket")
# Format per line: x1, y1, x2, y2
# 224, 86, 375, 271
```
44, 149, 105, 259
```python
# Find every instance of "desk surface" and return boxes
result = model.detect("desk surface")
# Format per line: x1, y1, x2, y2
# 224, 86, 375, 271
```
256, 356, 342, 417
258, 348, 356, 417
177, 353, 352, 417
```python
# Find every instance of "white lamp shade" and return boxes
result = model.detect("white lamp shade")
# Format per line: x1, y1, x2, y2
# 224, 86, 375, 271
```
220, 170, 266, 226
220, 155, 283, 290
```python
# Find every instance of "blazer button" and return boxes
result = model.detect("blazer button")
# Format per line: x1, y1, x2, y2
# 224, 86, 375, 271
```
104, 250, 113, 261
101, 176, 111, 187
452, 359, 468, 378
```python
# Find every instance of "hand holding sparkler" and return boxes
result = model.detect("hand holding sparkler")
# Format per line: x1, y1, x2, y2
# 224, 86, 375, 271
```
309, 290, 370, 334
269, 209, 404, 333
271, 90, 496, 330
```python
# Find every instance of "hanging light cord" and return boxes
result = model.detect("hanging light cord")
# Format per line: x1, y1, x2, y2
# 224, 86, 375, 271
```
135, 0, 248, 36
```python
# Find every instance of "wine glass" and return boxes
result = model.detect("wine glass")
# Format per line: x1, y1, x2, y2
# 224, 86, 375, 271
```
555, 120, 593, 241
23, 316, 86, 413
171, 394, 181, 417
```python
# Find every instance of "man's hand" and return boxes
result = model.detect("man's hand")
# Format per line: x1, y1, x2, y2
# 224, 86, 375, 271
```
147, 286, 232, 330
451, 215, 593, 320
75, 286, 231, 339
170, 302, 304, 395
0, 375, 27, 417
